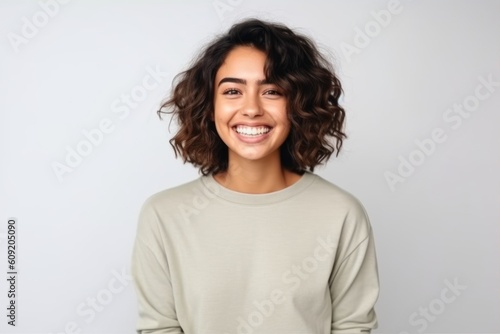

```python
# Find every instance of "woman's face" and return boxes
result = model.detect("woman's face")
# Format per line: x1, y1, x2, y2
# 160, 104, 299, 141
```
213, 46, 290, 165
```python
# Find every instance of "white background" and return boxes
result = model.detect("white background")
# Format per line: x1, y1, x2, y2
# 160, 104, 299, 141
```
1, 0, 499, 333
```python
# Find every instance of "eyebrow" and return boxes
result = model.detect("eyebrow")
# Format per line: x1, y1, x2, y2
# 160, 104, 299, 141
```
217, 77, 270, 87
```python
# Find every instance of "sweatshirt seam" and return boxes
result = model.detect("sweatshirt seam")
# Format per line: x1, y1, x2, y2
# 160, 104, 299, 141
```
200, 172, 318, 206
138, 201, 171, 275
331, 233, 370, 282
135, 237, 170, 276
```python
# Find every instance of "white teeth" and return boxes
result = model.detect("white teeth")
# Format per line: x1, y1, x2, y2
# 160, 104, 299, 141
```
235, 125, 271, 136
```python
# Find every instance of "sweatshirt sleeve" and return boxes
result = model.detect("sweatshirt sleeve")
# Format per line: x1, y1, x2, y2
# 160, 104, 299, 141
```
131, 199, 184, 334
329, 204, 380, 334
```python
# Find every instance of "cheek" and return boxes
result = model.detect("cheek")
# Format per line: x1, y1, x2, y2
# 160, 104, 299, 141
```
214, 98, 234, 117
214, 107, 228, 125
277, 104, 290, 127
213, 107, 231, 136
282, 109, 292, 136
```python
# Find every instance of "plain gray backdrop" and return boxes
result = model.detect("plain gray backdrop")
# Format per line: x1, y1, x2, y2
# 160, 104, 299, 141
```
1, 0, 499, 333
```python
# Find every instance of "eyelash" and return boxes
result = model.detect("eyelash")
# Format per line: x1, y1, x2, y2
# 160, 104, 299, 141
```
222, 88, 240, 95
264, 89, 282, 96
221, 88, 282, 96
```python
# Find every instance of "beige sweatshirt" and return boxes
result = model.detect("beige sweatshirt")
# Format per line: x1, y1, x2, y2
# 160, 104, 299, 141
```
131, 171, 379, 334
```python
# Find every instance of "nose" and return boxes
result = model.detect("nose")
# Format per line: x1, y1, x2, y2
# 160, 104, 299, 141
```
241, 92, 263, 118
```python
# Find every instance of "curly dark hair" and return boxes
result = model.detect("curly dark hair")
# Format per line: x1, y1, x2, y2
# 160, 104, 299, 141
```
159, 18, 346, 176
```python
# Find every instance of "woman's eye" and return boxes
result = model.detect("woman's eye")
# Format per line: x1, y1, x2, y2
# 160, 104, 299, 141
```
223, 88, 240, 95
264, 89, 282, 96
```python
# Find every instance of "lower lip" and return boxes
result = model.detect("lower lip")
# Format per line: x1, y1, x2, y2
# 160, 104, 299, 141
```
232, 128, 272, 144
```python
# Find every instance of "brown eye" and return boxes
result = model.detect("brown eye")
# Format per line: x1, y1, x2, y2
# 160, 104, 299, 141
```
223, 88, 240, 95
263, 89, 283, 96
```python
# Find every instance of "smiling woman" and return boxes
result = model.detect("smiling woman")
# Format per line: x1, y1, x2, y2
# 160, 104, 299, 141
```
213, 46, 295, 193
131, 18, 380, 334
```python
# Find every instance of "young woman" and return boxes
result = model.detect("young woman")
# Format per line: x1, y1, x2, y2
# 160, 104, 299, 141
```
131, 19, 379, 334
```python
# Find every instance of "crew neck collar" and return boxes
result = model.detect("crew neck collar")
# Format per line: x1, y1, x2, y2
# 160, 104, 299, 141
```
200, 171, 316, 205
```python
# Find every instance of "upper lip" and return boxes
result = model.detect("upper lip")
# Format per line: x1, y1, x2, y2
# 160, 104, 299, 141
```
232, 123, 273, 128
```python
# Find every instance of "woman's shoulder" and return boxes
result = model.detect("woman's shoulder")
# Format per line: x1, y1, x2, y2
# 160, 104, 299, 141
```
307, 172, 368, 214
140, 176, 205, 211
306, 173, 373, 238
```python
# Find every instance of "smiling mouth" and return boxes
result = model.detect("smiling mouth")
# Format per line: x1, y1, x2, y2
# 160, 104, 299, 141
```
233, 125, 272, 136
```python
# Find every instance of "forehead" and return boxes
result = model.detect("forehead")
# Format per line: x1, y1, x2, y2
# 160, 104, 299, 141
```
215, 46, 267, 81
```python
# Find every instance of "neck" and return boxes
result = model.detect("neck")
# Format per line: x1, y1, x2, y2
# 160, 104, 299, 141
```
214, 152, 302, 194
